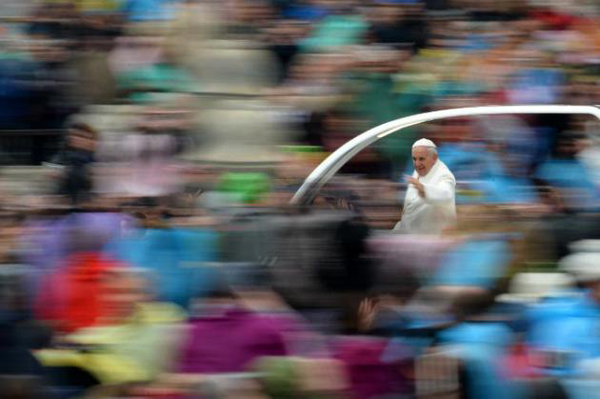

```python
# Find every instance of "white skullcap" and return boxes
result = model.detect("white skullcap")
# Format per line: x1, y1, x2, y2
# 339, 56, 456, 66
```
412, 138, 437, 149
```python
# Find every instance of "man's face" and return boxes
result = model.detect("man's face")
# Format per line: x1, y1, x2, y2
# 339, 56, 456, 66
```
412, 146, 437, 177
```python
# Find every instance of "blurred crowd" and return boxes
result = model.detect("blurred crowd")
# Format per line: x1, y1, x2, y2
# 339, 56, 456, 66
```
1, 0, 600, 398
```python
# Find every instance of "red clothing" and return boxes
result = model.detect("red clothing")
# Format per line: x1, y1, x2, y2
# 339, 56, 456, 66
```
34, 252, 123, 333
502, 342, 542, 380
529, 9, 580, 30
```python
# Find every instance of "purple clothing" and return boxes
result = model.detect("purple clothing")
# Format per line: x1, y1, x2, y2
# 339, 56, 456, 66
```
177, 307, 289, 373
260, 311, 331, 358
21, 212, 136, 292
332, 336, 411, 399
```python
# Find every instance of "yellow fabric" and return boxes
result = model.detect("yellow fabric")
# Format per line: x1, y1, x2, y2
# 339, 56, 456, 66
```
35, 302, 186, 385
37, 0, 122, 12
78, 0, 122, 12
35, 350, 150, 383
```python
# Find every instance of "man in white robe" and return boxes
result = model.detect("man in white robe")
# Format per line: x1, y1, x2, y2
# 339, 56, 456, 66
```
395, 138, 456, 235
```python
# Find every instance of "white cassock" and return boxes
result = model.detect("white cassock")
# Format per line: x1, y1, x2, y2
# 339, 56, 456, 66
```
394, 159, 457, 235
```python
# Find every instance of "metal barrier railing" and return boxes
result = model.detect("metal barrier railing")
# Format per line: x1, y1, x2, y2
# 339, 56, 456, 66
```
0, 129, 64, 165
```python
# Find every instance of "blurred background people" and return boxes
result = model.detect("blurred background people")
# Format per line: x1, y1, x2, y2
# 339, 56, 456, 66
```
0, 0, 599, 397
47, 122, 98, 206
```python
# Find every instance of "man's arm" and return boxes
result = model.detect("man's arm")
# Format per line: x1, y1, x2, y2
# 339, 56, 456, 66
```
406, 175, 455, 205
422, 176, 455, 205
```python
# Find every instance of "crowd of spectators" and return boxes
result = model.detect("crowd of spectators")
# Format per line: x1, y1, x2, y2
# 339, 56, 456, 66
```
1, 0, 600, 398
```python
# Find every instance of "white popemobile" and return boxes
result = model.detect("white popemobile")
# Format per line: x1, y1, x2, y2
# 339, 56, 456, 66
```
292, 104, 600, 399
292, 105, 600, 206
